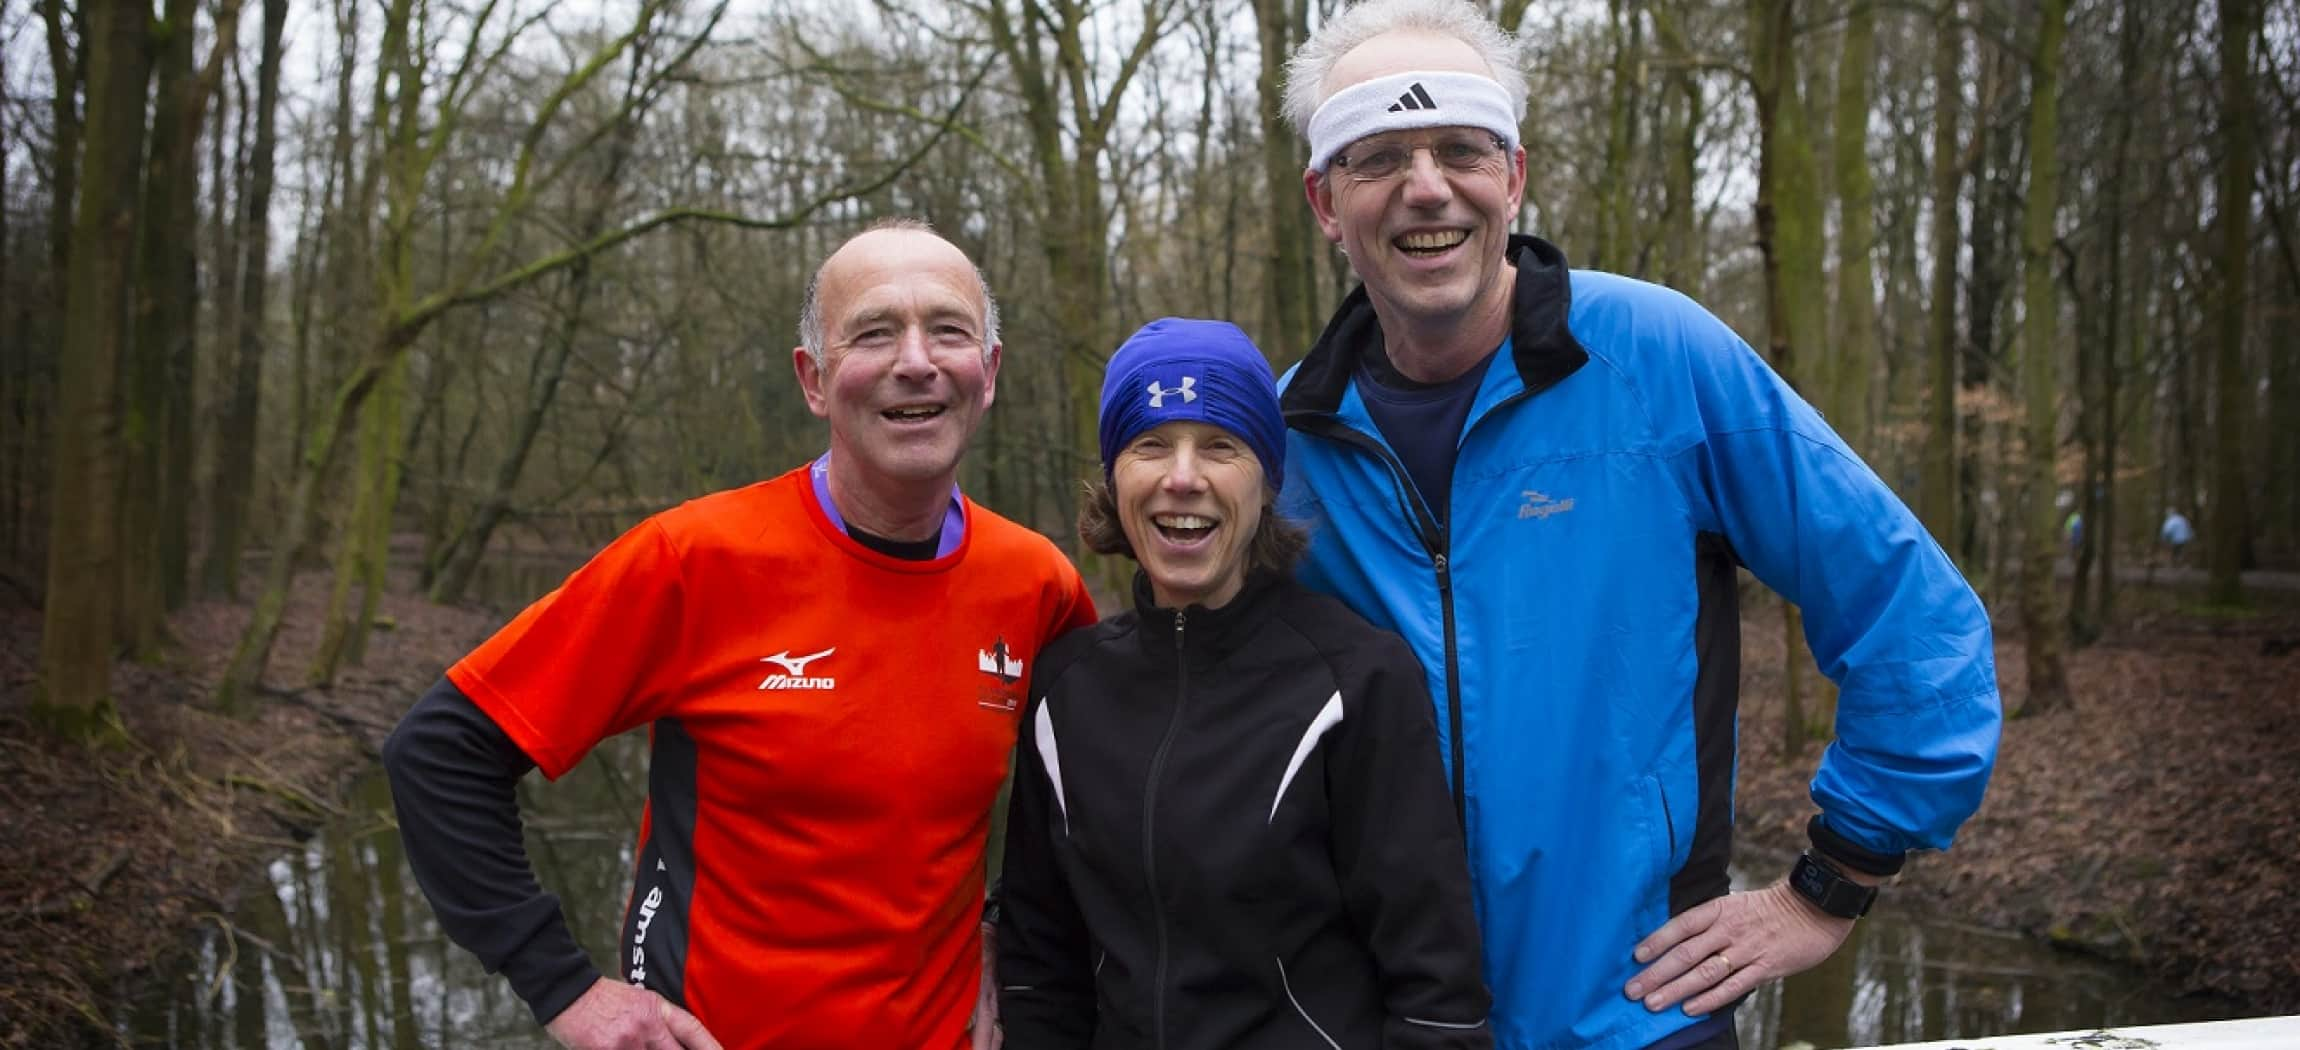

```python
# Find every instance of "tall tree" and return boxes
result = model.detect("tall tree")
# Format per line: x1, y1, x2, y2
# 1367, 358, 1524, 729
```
2016, 0, 2072, 714
200, 0, 288, 599
1253, 0, 1318, 358
37, 0, 153, 735
1918, 0, 1963, 542
1594, 0, 1644, 271
123, 0, 239, 651
1828, 0, 1879, 452
2207, 0, 2259, 605
1750, 0, 1833, 751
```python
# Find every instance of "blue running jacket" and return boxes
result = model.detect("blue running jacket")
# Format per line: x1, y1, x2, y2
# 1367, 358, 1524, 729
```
1275, 235, 2001, 1050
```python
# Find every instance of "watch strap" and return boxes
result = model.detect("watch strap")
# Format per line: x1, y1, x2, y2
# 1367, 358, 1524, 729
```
1790, 851, 1878, 919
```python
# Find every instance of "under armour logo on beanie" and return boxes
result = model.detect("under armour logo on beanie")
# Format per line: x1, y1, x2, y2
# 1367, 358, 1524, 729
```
1306, 69, 1522, 173
1146, 376, 1196, 408
1098, 319, 1286, 491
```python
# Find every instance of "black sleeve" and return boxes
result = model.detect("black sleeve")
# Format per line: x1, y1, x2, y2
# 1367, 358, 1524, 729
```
994, 696, 1098, 1044
381, 677, 600, 1024
1327, 636, 1494, 1049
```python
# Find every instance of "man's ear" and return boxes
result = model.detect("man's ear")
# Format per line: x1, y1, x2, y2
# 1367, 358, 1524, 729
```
1506, 143, 1528, 210
980, 341, 1002, 410
1304, 170, 1345, 244
794, 346, 831, 419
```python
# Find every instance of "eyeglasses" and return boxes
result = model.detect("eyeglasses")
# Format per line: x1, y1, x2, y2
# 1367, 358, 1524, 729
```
1331, 131, 1509, 183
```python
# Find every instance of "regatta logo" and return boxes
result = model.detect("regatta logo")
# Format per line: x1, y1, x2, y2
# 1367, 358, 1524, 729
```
1146, 375, 1196, 409
1518, 490, 1577, 520
758, 647, 836, 690
978, 636, 1025, 683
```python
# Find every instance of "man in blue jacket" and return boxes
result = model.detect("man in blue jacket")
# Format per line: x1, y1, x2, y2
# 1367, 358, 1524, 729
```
1273, 2, 2002, 1048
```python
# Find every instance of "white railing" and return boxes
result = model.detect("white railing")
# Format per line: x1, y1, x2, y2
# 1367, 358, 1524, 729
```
1850, 1015, 2300, 1049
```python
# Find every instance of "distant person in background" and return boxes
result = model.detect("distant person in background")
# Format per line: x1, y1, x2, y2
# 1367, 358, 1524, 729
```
997, 318, 1492, 1047
2063, 511, 2084, 555
2161, 508, 2196, 568
382, 219, 1095, 1050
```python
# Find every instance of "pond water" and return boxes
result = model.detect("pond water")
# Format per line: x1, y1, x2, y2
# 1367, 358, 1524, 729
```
114, 726, 2229, 1049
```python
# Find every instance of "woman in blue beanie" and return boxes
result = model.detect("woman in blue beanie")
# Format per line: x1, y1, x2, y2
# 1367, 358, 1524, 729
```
995, 318, 1492, 1048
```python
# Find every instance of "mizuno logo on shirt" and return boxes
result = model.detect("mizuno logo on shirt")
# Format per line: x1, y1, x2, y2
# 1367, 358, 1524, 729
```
1387, 82, 1437, 112
759, 647, 836, 690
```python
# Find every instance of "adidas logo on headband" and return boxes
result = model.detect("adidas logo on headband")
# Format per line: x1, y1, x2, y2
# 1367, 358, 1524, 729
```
1387, 82, 1438, 112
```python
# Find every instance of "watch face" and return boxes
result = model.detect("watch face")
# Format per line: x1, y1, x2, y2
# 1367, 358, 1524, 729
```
1794, 854, 1874, 917
1793, 856, 1829, 898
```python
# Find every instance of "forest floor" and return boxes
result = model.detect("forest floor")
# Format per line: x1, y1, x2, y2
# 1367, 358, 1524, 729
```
2, 567, 2298, 1045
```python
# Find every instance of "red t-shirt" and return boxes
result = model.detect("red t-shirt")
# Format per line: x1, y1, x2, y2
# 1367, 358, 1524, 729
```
450, 466, 1095, 1049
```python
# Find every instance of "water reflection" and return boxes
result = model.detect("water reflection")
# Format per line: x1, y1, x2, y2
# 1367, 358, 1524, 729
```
1736, 907, 2225, 1048
119, 734, 646, 1049
122, 731, 2225, 1049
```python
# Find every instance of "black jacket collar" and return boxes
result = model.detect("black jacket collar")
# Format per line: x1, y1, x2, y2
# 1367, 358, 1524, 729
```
1130, 568, 1287, 667
1280, 234, 1590, 418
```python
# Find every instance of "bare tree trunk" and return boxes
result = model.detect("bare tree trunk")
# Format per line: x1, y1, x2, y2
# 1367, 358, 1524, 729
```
1961, 47, 2015, 568
201, 0, 286, 599
218, 337, 400, 711
39, 0, 82, 288
312, 355, 408, 681
1595, 0, 1643, 272
121, 0, 198, 657
1750, 0, 1832, 751
2265, 172, 2300, 563
2015, 0, 2071, 715
1253, 0, 1315, 358
1918, 0, 1962, 543
1828, 0, 1878, 454
1652, 1, 1702, 295
37, 0, 151, 737
2207, 0, 2258, 605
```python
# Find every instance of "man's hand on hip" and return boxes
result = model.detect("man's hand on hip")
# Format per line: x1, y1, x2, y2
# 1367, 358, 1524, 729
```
1622, 880, 1856, 1017
546, 979, 723, 1050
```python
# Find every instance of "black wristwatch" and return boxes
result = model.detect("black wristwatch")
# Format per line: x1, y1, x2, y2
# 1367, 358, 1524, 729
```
1789, 851, 1878, 919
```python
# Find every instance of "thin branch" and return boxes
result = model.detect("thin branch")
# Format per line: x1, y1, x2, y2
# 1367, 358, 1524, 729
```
414, 55, 995, 323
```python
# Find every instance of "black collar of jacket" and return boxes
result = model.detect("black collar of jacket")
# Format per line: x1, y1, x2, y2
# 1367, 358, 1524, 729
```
1279, 233, 1590, 418
1129, 567, 1287, 666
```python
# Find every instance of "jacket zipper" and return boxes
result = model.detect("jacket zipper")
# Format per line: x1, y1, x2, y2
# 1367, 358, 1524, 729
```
1288, 417, 1465, 829
1143, 609, 1188, 1050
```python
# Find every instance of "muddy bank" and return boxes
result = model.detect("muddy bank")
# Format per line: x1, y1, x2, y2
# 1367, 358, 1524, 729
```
1732, 583, 2300, 1014
3, 575, 2295, 1045
0, 573, 496, 1047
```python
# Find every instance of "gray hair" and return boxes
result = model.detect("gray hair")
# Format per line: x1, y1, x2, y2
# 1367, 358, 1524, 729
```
1281, 0, 1529, 138
795, 217, 1001, 365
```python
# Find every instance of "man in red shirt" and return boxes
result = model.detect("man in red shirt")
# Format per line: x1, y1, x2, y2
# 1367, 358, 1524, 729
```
383, 220, 1096, 1049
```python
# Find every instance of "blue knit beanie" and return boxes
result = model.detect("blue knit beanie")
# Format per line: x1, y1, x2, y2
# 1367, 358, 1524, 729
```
1097, 318, 1285, 491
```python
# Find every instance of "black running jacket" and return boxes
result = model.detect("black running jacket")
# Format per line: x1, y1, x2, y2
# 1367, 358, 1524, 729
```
997, 570, 1492, 1049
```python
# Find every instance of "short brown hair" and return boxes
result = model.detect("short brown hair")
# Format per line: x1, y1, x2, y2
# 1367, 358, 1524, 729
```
1077, 477, 1310, 576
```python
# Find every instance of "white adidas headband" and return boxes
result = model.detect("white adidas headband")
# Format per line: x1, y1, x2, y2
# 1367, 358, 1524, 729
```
1306, 70, 1521, 174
